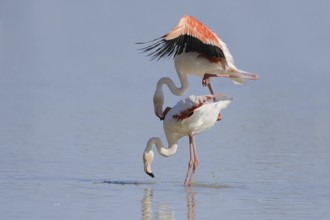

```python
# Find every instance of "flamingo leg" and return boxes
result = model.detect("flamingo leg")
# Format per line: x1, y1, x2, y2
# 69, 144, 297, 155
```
184, 135, 195, 186
202, 73, 231, 88
207, 81, 215, 95
188, 135, 199, 185
192, 135, 199, 174
203, 73, 224, 121
202, 72, 258, 87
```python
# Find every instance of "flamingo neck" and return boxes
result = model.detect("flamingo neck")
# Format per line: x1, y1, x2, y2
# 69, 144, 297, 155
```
154, 69, 189, 103
145, 137, 178, 157
156, 68, 189, 96
153, 71, 189, 114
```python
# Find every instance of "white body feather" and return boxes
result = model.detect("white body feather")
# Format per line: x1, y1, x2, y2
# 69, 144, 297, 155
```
175, 52, 247, 85
143, 94, 232, 180
164, 95, 232, 141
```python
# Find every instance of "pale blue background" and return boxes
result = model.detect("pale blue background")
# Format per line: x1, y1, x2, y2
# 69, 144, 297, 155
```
1, 1, 329, 219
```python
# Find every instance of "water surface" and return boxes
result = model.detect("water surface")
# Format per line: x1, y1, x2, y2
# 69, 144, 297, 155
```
1, 1, 330, 219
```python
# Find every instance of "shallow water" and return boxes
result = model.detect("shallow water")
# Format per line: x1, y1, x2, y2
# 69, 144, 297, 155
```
1, 1, 330, 219
0, 78, 329, 219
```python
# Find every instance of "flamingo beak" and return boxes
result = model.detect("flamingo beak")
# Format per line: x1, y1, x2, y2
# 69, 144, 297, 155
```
144, 163, 155, 178
154, 106, 164, 120
146, 171, 155, 178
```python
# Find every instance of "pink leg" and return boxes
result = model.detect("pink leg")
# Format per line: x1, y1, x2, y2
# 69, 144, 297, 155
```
192, 135, 199, 174
203, 72, 258, 87
184, 135, 195, 186
188, 135, 199, 185
202, 73, 231, 90
202, 73, 224, 121
207, 81, 215, 95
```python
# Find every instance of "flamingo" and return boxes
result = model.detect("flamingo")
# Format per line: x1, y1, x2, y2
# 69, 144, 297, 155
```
142, 94, 232, 186
138, 15, 258, 119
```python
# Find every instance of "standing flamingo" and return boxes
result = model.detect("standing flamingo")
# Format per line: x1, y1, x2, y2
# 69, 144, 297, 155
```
142, 94, 232, 186
138, 15, 258, 119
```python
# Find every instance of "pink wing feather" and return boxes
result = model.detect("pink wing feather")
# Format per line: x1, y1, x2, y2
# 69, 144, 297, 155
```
138, 15, 227, 62
165, 15, 223, 49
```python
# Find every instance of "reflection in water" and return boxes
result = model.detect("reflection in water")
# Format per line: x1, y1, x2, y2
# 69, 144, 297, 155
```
141, 187, 196, 220
141, 188, 153, 220
141, 188, 175, 220
185, 187, 196, 220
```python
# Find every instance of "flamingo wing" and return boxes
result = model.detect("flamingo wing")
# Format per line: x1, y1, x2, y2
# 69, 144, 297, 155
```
138, 15, 226, 61
172, 95, 215, 121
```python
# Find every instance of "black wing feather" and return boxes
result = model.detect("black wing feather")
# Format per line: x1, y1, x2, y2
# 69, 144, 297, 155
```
137, 34, 225, 61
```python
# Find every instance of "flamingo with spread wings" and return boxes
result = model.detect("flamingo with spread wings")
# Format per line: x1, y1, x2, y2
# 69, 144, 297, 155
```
142, 94, 232, 186
138, 15, 258, 119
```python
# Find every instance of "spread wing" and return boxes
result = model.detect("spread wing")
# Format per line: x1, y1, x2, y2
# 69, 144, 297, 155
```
137, 15, 226, 61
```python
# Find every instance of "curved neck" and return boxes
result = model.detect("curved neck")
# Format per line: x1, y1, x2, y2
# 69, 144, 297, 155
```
153, 70, 189, 118
156, 70, 189, 96
145, 137, 178, 157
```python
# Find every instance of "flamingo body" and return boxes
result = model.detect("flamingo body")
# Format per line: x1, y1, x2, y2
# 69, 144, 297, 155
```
138, 15, 257, 118
174, 52, 227, 79
143, 94, 232, 185
164, 95, 228, 136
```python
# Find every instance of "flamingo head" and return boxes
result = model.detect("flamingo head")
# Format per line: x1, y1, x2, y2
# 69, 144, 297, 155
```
153, 88, 164, 119
143, 150, 155, 178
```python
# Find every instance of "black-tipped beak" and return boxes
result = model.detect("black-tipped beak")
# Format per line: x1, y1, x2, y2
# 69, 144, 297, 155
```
156, 112, 164, 121
146, 171, 155, 178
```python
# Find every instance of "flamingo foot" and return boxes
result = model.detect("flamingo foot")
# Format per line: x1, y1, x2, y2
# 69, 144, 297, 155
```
202, 74, 216, 95
202, 74, 211, 87
217, 113, 222, 121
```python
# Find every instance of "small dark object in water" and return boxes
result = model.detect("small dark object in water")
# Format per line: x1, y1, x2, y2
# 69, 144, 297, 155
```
101, 180, 154, 185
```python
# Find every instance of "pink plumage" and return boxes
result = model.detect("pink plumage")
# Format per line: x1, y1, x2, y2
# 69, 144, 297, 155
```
138, 15, 258, 119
